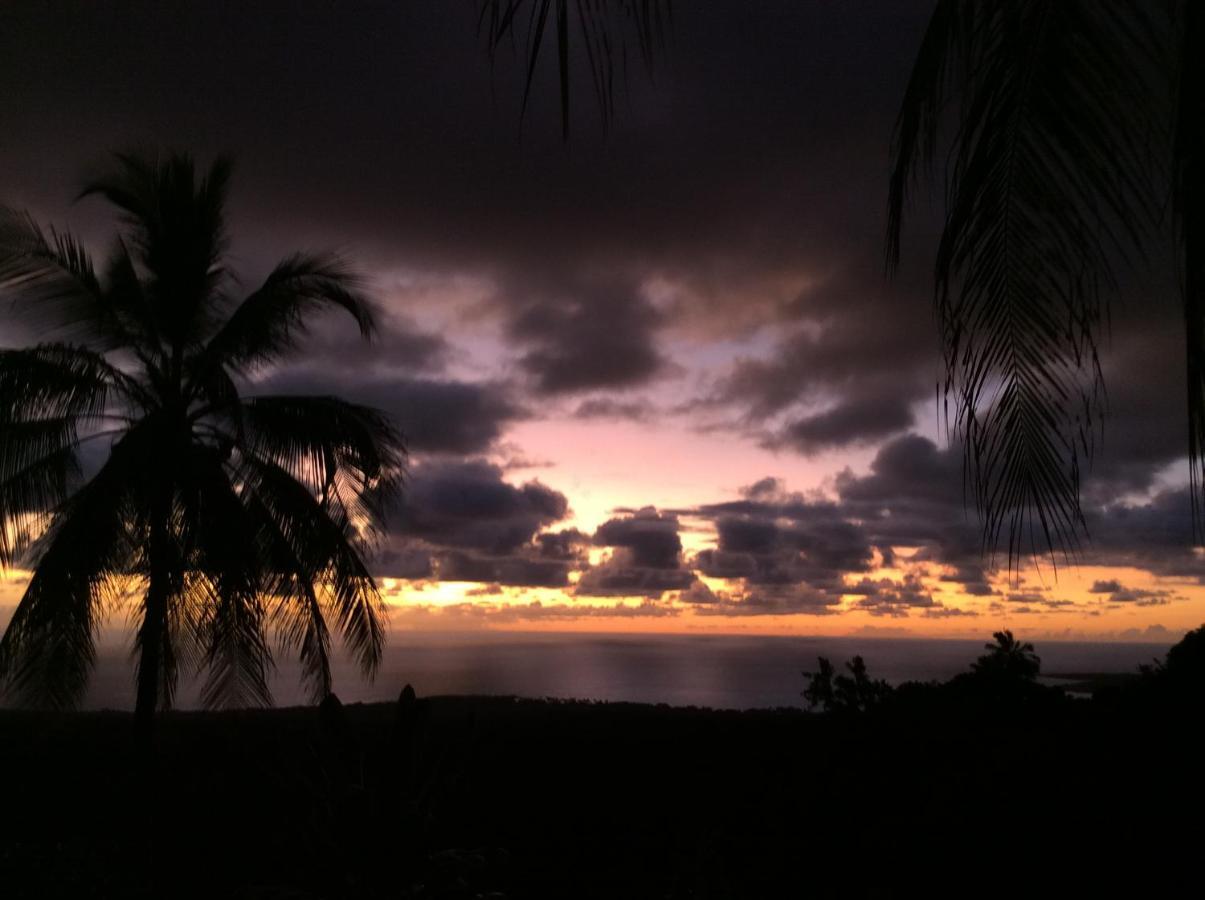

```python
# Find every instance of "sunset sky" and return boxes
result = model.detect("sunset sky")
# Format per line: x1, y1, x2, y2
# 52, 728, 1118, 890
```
1, 0, 1200, 643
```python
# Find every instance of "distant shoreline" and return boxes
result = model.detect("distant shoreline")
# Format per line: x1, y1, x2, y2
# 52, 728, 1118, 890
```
25, 632, 1171, 713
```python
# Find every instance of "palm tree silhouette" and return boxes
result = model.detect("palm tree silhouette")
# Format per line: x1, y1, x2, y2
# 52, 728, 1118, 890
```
972, 630, 1041, 681
888, 2, 1202, 561
0, 151, 405, 732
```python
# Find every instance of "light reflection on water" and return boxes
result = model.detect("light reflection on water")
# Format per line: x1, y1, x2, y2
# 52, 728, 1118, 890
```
76, 631, 1171, 711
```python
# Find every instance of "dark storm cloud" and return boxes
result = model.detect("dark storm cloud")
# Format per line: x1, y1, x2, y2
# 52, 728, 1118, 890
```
714, 280, 937, 452
265, 370, 523, 456
833, 433, 1202, 589
772, 392, 918, 455
374, 546, 434, 581
694, 497, 875, 591
572, 398, 655, 421
2, 0, 1199, 609
372, 379, 523, 456
691, 492, 947, 615
1087, 579, 1176, 606
579, 508, 695, 598
1086, 487, 1205, 582
1002, 593, 1076, 610
692, 549, 758, 580
714, 517, 778, 555
534, 529, 591, 561
391, 460, 568, 554
831, 434, 985, 590
406, 598, 682, 624
742, 477, 783, 499
420, 528, 588, 591
848, 576, 936, 618
1107, 589, 1173, 606
687, 484, 883, 615
594, 508, 684, 569
923, 606, 980, 618
1, 1, 1189, 470
575, 555, 696, 598
282, 314, 450, 378
690, 585, 842, 617
437, 550, 572, 589
939, 566, 996, 597
506, 277, 667, 394
686, 430, 1203, 611
988, 595, 1082, 615
1075, 309, 1190, 504
0, 1, 940, 437
375, 460, 581, 587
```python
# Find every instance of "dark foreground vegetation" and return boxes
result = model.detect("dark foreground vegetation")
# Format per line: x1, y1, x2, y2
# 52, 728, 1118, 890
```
3, 631, 1205, 899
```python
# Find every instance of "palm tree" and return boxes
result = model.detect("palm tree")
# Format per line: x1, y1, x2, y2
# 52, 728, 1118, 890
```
971, 630, 1041, 681
0, 150, 405, 733
888, 1, 1202, 562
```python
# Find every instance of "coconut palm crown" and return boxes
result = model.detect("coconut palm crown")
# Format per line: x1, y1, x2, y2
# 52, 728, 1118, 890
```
0, 151, 405, 722
972, 630, 1041, 682
887, 1, 1202, 562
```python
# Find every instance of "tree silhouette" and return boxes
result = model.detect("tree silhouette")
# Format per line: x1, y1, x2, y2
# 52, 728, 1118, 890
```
888, 1, 1203, 561
971, 630, 1041, 682
1140, 623, 1205, 693
803, 655, 893, 713
1162, 624, 1205, 681
0, 151, 405, 731
802, 657, 837, 711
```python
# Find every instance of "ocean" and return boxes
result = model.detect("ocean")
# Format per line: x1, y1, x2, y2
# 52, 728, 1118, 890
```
73, 631, 1173, 711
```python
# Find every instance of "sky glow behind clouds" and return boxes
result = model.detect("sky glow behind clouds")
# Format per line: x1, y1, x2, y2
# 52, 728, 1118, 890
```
0, 0, 1200, 640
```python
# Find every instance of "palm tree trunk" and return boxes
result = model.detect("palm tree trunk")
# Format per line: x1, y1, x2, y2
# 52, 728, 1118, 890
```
134, 497, 171, 747
133, 496, 171, 899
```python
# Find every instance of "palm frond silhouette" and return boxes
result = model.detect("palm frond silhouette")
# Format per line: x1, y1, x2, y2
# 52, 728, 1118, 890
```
479, 0, 671, 137
888, 1, 1202, 563
0, 150, 405, 727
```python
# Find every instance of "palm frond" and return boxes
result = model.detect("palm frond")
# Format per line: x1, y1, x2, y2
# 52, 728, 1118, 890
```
98, 238, 162, 363
238, 455, 385, 682
196, 581, 273, 710
1175, 0, 1205, 531
164, 447, 265, 709
231, 394, 405, 531
0, 344, 129, 566
239, 473, 336, 701
79, 151, 233, 351
888, 0, 1165, 565
481, 0, 671, 137
197, 253, 374, 376
0, 344, 128, 423
886, 0, 968, 272
269, 572, 333, 703
0, 208, 140, 349
256, 512, 334, 703
0, 436, 140, 708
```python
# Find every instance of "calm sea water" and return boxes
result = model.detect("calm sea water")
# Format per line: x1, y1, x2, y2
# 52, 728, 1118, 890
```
74, 632, 1173, 711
